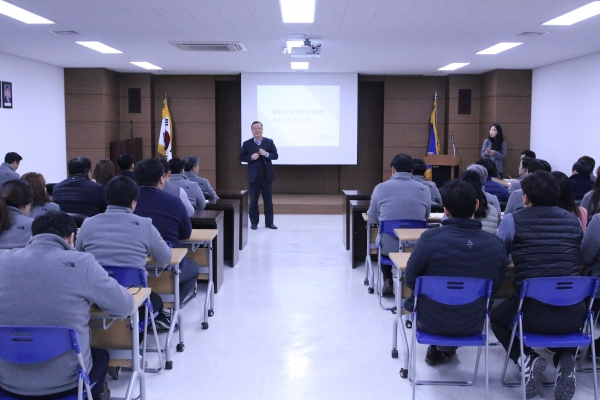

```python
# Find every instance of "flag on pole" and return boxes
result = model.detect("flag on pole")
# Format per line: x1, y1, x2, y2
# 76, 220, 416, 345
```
158, 97, 172, 160
425, 93, 440, 181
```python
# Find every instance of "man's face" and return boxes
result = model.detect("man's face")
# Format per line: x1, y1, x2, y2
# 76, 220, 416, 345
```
518, 161, 525, 176
251, 123, 263, 140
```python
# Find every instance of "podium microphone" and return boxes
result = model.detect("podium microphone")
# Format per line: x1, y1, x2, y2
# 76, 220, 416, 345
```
451, 135, 456, 157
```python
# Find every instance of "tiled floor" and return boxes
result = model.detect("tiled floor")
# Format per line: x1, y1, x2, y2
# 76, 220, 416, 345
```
109, 214, 598, 399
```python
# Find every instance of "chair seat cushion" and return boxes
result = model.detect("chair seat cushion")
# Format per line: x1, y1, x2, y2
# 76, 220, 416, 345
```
416, 329, 486, 347
519, 331, 592, 348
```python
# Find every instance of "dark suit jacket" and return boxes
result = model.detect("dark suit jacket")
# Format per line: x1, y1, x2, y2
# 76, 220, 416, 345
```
239, 137, 278, 183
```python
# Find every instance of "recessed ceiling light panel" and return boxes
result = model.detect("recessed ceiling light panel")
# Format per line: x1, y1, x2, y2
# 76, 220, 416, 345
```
76, 41, 122, 54
438, 63, 470, 71
476, 42, 523, 55
0, 0, 54, 24
130, 62, 162, 70
280, 0, 316, 23
543, 1, 600, 25
291, 62, 309, 70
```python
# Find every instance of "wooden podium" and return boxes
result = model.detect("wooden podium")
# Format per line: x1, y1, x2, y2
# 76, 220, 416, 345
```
424, 155, 461, 187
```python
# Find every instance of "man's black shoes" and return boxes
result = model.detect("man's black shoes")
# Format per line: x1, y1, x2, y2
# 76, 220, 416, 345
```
425, 345, 456, 366
266, 224, 278, 229
251, 225, 257, 230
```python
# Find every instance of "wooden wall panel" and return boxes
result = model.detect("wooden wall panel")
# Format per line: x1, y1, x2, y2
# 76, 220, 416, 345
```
118, 74, 153, 155
447, 74, 481, 170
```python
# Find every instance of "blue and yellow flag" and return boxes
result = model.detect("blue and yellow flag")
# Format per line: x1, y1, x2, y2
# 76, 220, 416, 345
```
425, 95, 440, 181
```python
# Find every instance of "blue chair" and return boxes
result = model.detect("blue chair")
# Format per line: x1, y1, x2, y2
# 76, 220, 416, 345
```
368, 219, 427, 308
500, 277, 599, 400
102, 265, 164, 373
409, 276, 493, 400
0, 326, 92, 400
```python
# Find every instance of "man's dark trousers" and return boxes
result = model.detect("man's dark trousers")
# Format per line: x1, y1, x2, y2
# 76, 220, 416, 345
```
249, 164, 273, 227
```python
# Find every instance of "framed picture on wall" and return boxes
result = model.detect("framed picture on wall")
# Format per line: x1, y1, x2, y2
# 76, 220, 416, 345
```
2, 82, 12, 109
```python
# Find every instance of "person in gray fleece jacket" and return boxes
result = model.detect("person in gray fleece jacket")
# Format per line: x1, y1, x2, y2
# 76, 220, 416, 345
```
0, 211, 134, 399
0, 179, 34, 250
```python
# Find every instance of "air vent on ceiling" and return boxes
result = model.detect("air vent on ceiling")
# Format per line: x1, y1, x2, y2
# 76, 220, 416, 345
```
170, 41, 247, 52
51, 30, 81, 35
518, 31, 547, 37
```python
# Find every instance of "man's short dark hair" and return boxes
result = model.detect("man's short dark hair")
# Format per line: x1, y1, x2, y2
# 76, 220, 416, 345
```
67, 157, 92, 176
251, 121, 263, 129
157, 158, 170, 176
521, 171, 560, 207
527, 159, 552, 174
475, 158, 497, 178
105, 176, 139, 207
572, 160, 593, 176
134, 159, 164, 186
578, 156, 595, 170
390, 154, 413, 173
168, 158, 185, 174
521, 157, 533, 171
183, 156, 199, 172
117, 154, 134, 171
440, 180, 477, 218
31, 211, 77, 240
4, 152, 22, 164
521, 150, 536, 159
411, 158, 427, 176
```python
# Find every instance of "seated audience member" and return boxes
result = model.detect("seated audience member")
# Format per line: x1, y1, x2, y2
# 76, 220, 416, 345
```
580, 212, 600, 354
411, 158, 443, 207
76, 175, 173, 327
92, 159, 115, 187
460, 170, 499, 235
508, 156, 532, 194
493, 171, 583, 400
521, 149, 536, 160
20, 172, 60, 219
0, 180, 33, 250
117, 154, 137, 183
466, 164, 502, 220
157, 158, 195, 217
52, 157, 107, 217
504, 159, 552, 214
0, 211, 134, 400
404, 179, 508, 365
476, 158, 509, 202
367, 153, 430, 295
169, 158, 206, 211
580, 166, 600, 217
183, 155, 219, 201
552, 171, 587, 231
133, 159, 200, 304
579, 155, 596, 182
0, 152, 22, 187
569, 159, 594, 201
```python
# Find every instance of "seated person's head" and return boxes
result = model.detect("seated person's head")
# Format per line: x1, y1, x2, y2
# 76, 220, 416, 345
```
390, 154, 413, 174
157, 158, 171, 179
117, 154, 135, 172
527, 159, 552, 175
4, 152, 22, 169
578, 155, 595, 171
440, 180, 478, 218
519, 157, 533, 176
134, 159, 165, 187
572, 159, 593, 176
183, 156, 199, 172
1, 179, 33, 215
521, 171, 559, 207
411, 159, 427, 176
475, 158, 497, 179
520, 150, 536, 160
106, 176, 139, 209
169, 158, 185, 175
20, 172, 50, 207
31, 211, 77, 245
466, 164, 487, 186
92, 159, 115, 187
67, 157, 92, 178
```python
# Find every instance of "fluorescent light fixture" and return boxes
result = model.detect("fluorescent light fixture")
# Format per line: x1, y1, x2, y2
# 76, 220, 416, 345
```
0, 0, 54, 24
438, 63, 470, 71
291, 62, 309, 70
286, 40, 305, 53
543, 1, 600, 25
476, 42, 523, 55
76, 41, 122, 54
130, 62, 162, 70
280, 0, 316, 23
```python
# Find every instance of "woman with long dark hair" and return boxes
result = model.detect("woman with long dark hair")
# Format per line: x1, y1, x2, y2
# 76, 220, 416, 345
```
20, 172, 60, 219
551, 171, 587, 231
481, 123, 507, 178
0, 180, 34, 249
92, 159, 115, 187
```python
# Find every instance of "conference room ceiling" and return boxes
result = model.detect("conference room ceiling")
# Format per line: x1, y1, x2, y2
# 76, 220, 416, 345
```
1, 0, 600, 75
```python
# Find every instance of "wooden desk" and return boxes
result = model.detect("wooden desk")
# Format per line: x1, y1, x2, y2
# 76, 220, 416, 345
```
205, 199, 240, 267
349, 200, 370, 268
189, 210, 225, 293
343, 190, 370, 250
217, 190, 249, 250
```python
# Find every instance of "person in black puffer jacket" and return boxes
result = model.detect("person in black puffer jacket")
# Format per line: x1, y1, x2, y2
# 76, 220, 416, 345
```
493, 171, 584, 400
52, 157, 107, 217
404, 179, 509, 366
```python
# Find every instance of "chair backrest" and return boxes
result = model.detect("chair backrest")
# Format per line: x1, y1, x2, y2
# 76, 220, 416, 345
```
520, 277, 600, 306
379, 219, 427, 236
66, 213, 88, 228
102, 265, 148, 288
0, 326, 80, 364
414, 276, 493, 306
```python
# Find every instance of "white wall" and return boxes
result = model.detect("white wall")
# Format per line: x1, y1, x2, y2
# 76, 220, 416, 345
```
0, 52, 66, 183
531, 51, 600, 175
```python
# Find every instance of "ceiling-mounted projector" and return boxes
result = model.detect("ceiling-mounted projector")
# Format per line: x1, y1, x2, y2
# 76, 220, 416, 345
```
290, 39, 321, 58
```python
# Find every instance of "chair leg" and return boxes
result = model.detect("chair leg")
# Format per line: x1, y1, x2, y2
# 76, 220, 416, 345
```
410, 315, 418, 400
518, 320, 526, 400
501, 320, 520, 388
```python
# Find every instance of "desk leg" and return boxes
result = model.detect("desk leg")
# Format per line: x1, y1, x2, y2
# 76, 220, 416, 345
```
398, 271, 410, 379
164, 265, 182, 370
202, 243, 215, 330
125, 305, 146, 400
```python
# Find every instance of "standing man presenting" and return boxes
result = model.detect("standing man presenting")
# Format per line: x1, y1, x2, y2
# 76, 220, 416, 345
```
240, 121, 278, 230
